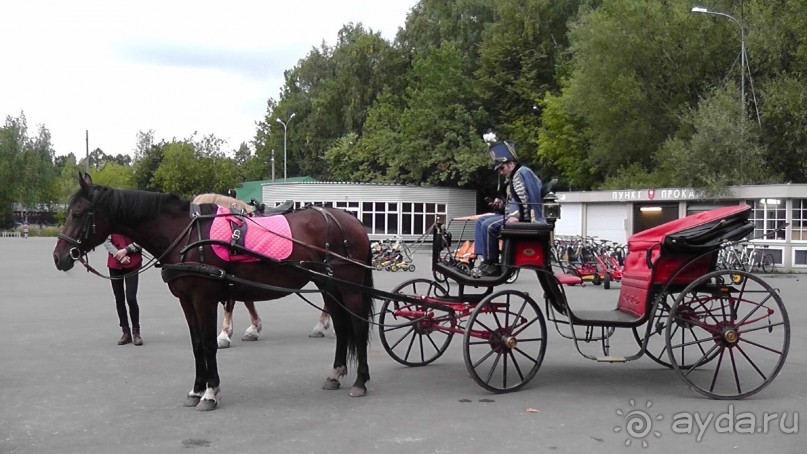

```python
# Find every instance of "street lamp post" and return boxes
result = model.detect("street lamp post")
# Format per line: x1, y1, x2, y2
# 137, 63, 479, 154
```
691, 6, 745, 117
276, 113, 296, 182
271, 149, 275, 182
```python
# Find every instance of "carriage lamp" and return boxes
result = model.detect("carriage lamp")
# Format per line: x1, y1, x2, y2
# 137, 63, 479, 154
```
542, 192, 561, 224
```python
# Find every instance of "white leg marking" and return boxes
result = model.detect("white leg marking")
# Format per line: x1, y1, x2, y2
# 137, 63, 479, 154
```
202, 386, 220, 403
328, 366, 348, 380
217, 330, 232, 348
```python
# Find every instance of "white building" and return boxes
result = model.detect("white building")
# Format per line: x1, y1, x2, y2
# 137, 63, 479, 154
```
253, 180, 807, 271
261, 181, 476, 242
555, 184, 807, 270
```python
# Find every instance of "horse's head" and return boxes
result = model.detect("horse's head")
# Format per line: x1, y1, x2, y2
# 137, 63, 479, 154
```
53, 173, 114, 271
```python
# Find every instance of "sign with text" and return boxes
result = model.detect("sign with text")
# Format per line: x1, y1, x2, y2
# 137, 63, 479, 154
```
611, 188, 702, 202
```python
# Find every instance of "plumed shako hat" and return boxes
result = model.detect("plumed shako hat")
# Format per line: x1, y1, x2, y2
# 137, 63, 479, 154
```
489, 140, 519, 171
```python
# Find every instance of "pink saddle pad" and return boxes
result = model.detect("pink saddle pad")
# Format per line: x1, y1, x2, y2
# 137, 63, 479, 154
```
209, 207, 293, 262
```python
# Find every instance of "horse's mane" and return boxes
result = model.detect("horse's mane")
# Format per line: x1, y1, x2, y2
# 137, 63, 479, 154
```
72, 184, 188, 225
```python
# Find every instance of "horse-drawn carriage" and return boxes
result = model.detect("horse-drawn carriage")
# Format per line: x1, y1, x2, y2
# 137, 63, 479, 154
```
53, 175, 789, 410
378, 203, 790, 399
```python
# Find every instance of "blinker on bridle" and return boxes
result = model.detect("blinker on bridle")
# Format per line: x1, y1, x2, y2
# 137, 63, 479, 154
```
58, 208, 96, 260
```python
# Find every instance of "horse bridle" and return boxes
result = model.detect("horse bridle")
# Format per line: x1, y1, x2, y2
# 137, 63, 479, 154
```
57, 207, 96, 261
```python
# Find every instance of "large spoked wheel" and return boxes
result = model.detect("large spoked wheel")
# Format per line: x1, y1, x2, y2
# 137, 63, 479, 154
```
633, 289, 718, 369
463, 290, 547, 393
379, 279, 455, 367
666, 270, 790, 399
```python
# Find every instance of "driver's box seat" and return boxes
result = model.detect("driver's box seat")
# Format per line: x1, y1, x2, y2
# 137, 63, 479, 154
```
500, 223, 553, 268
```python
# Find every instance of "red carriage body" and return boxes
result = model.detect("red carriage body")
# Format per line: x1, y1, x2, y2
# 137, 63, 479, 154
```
382, 204, 788, 399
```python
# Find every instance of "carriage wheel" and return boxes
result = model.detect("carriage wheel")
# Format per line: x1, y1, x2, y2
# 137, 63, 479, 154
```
665, 270, 790, 399
379, 279, 455, 367
633, 290, 719, 369
505, 269, 520, 284
463, 290, 547, 393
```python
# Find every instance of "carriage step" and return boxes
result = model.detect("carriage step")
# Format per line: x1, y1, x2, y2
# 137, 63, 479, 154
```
596, 355, 626, 363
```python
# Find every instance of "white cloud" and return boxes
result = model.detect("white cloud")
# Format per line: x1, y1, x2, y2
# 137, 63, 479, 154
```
1, 0, 417, 157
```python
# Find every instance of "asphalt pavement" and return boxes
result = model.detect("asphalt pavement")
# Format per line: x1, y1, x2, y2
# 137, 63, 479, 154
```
1, 238, 804, 454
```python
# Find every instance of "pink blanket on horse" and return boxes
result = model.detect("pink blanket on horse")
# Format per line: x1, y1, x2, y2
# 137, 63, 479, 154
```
209, 207, 293, 262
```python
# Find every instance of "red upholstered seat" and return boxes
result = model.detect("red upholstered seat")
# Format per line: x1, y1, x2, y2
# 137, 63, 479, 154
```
616, 205, 751, 317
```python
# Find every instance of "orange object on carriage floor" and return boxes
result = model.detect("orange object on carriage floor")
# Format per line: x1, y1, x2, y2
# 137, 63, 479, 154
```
453, 240, 477, 264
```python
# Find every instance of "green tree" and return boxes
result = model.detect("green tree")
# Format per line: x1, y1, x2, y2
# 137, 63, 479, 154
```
151, 141, 239, 197
132, 135, 165, 192
537, 90, 598, 190
359, 43, 489, 187
93, 162, 137, 189
652, 83, 771, 195
0, 113, 58, 227
759, 75, 807, 182
259, 23, 407, 180
151, 142, 198, 195
475, 0, 579, 153
396, 0, 495, 74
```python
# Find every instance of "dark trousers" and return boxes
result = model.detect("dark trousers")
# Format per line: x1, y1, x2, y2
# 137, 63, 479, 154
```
110, 268, 140, 329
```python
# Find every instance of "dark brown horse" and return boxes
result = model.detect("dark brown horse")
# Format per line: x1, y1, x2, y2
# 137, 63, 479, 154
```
53, 174, 374, 410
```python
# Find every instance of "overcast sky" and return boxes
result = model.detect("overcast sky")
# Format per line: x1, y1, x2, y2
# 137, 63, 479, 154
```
2, 0, 418, 158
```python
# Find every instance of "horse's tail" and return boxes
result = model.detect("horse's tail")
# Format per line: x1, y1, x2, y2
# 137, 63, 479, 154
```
346, 245, 375, 362
362, 245, 375, 330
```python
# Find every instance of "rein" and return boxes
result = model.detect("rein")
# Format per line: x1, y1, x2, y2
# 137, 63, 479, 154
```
66, 213, 200, 281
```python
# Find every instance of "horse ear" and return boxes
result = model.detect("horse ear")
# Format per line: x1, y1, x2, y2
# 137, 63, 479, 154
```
78, 172, 93, 189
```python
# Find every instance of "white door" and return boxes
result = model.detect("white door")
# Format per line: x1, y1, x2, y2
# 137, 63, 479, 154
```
555, 203, 583, 236
586, 204, 628, 244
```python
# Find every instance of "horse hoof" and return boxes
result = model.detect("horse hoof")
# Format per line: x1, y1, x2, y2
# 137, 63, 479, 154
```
322, 378, 341, 390
183, 395, 202, 407
195, 399, 218, 411
217, 332, 231, 348
349, 386, 367, 397
241, 333, 259, 342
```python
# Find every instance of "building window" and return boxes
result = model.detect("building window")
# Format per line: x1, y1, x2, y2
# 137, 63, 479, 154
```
332, 201, 360, 219
792, 199, 807, 241
361, 202, 399, 235
291, 201, 359, 217
289, 199, 445, 237
794, 249, 807, 266
747, 199, 786, 240
400, 202, 446, 235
